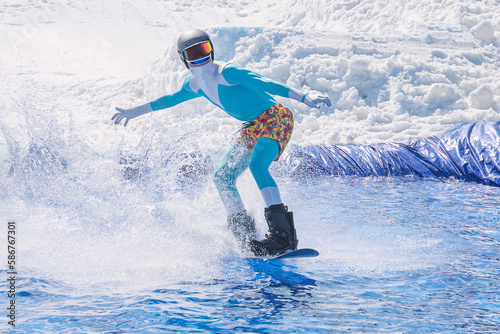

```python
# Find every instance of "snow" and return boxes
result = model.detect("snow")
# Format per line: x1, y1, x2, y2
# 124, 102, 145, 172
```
471, 20, 495, 45
1, 0, 499, 157
470, 84, 496, 109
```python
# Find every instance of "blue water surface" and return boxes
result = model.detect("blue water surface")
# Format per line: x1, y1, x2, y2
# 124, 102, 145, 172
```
2, 176, 499, 333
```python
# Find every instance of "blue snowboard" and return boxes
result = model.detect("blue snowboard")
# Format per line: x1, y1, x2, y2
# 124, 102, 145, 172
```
270, 248, 319, 260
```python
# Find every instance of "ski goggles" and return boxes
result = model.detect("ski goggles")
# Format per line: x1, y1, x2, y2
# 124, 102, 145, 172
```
181, 41, 213, 62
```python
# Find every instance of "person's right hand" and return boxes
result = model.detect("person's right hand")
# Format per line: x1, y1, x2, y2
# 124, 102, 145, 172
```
112, 103, 153, 127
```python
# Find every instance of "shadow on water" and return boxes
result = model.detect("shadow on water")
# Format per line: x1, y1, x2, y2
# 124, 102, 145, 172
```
245, 258, 317, 287
146, 257, 318, 333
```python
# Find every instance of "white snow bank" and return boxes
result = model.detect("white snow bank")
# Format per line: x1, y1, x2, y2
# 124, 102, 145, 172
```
1, 0, 499, 159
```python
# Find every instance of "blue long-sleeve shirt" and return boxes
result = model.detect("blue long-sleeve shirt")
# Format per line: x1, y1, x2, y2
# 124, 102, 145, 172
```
150, 62, 293, 122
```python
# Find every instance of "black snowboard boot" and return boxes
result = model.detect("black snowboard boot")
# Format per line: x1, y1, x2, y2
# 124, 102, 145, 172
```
249, 204, 298, 256
227, 210, 257, 250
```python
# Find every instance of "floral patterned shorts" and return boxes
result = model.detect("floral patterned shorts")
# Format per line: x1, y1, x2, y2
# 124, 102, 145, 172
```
236, 104, 294, 161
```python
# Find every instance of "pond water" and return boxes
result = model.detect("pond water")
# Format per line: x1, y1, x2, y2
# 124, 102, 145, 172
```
2, 174, 499, 333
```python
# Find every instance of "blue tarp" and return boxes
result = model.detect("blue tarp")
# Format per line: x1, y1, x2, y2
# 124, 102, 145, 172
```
282, 121, 500, 187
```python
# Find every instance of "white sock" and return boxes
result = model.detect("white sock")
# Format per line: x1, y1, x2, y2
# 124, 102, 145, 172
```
260, 187, 282, 207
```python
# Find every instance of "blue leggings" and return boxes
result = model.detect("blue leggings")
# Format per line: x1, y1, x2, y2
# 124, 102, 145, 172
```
213, 137, 279, 214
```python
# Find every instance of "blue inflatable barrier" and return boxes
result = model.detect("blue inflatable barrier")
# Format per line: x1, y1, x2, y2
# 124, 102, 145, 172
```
282, 121, 500, 187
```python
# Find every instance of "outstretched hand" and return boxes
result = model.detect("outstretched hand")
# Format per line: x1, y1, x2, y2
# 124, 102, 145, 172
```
304, 94, 332, 108
112, 103, 153, 127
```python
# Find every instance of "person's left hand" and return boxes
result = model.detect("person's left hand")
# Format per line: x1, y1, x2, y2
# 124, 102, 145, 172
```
304, 94, 332, 108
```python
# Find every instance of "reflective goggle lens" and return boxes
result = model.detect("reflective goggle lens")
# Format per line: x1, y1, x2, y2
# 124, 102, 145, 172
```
187, 55, 211, 66
182, 41, 213, 61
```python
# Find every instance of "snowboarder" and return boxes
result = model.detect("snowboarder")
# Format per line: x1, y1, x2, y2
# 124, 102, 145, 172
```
113, 29, 331, 256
